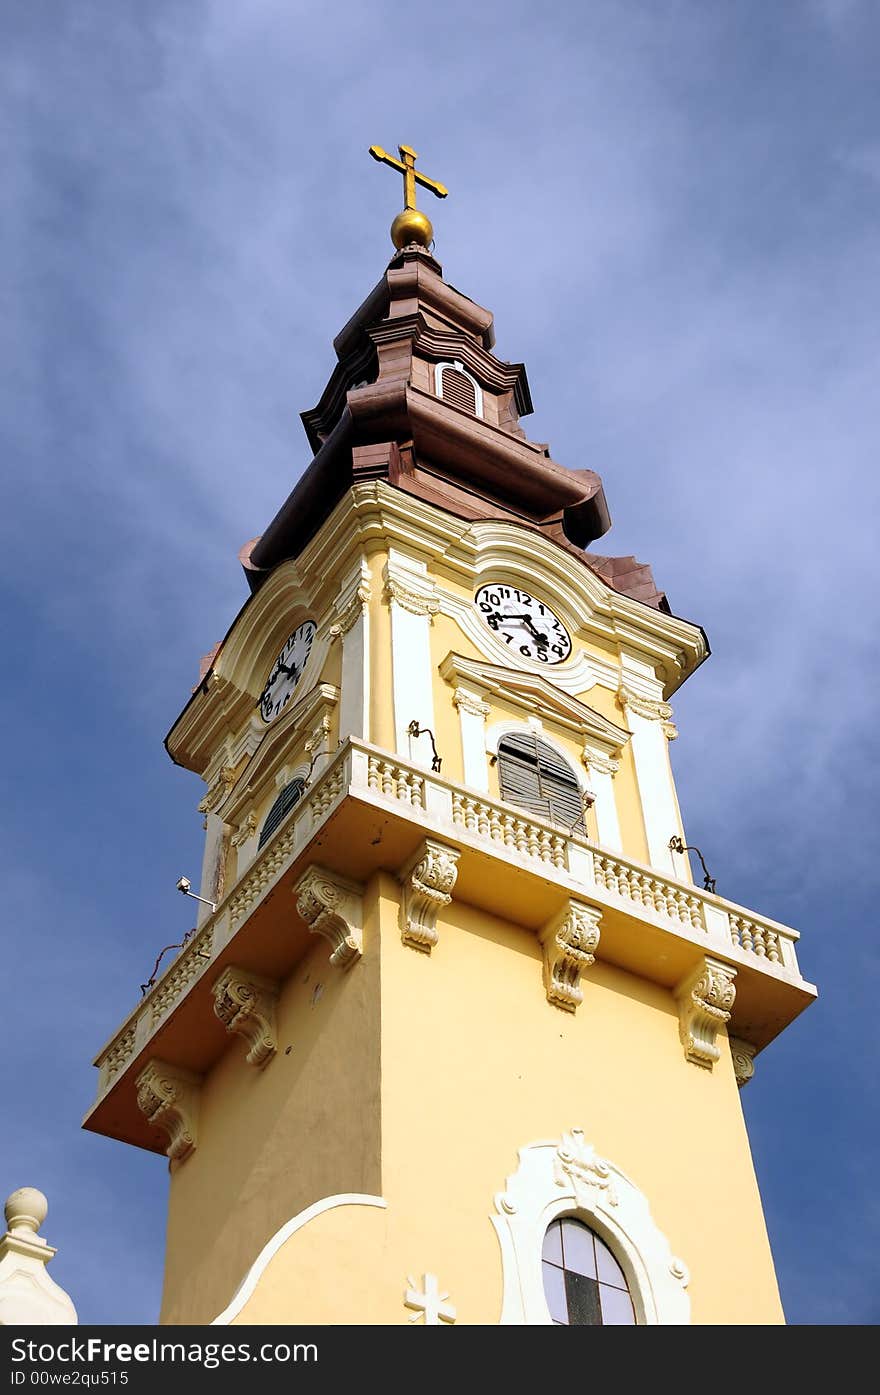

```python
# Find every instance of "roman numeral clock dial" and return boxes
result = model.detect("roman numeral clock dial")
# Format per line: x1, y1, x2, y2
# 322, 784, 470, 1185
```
258, 620, 316, 722
474, 584, 572, 663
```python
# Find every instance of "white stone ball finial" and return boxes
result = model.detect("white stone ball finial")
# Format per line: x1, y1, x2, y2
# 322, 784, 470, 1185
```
5, 1187, 48, 1237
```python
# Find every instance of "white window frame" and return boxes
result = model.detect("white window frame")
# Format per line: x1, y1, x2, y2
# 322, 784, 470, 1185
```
434, 360, 484, 419
491, 1130, 691, 1325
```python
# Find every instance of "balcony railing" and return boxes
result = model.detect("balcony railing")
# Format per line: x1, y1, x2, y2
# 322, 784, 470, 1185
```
92, 736, 805, 1097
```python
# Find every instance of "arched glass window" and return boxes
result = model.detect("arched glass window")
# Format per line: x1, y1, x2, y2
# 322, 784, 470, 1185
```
434, 360, 484, 418
542, 1217, 635, 1325
258, 778, 306, 850
497, 732, 585, 832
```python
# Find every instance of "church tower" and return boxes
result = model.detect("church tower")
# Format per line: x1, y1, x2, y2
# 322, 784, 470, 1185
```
84, 148, 816, 1326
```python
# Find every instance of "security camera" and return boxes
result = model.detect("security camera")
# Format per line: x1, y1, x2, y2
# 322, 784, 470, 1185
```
176, 876, 191, 895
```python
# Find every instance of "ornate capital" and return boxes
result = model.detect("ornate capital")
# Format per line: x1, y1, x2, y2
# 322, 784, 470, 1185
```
231, 811, 257, 848
398, 839, 461, 952
330, 581, 372, 638
729, 1037, 757, 1088
662, 720, 678, 742
198, 765, 237, 815
294, 865, 364, 970
452, 687, 490, 719
135, 1059, 201, 1161
539, 901, 601, 1012
212, 966, 279, 1068
582, 745, 620, 777
382, 571, 440, 619
675, 957, 737, 1068
617, 686, 673, 724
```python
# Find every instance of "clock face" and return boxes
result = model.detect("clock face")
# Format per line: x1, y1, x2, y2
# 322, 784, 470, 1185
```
258, 620, 316, 723
474, 584, 572, 664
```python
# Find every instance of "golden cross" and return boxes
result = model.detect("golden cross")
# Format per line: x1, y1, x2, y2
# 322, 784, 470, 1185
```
369, 144, 448, 211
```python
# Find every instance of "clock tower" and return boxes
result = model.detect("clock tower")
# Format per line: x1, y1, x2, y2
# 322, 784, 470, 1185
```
84, 149, 816, 1326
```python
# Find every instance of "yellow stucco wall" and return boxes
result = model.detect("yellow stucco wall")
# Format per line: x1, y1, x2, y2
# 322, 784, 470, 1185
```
164, 869, 782, 1325
159, 917, 382, 1324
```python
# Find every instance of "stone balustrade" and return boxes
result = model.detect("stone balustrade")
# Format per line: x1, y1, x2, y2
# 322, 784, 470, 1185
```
92, 737, 804, 1096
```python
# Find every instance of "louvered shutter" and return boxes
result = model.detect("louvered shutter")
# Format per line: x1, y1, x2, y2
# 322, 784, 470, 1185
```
258, 778, 306, 849
439, 365, 477, 415
498, 734, 585, 834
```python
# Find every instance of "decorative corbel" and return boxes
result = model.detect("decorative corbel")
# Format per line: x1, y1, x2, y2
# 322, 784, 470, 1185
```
231, 811, 257, 848
135, 1059, 201, 1161
197, 765, 237, 816
212, 966, 279, 1067
294, 865, 364, 970
729, 1037, 757, 1088
398, 839, 461, 952
675, 957, 737, 1068
539, 901, 601, 1012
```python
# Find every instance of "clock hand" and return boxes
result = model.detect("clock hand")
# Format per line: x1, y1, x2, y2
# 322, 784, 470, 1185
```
276, 660, 301, 680
488, 612, 549, 645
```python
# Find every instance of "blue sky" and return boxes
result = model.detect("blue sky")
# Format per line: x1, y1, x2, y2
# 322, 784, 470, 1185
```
2, 1, 878, 1324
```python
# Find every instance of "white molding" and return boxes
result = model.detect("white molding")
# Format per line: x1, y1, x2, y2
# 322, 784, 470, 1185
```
491, 1131, 690, 1325
211, 1194, 388, 1325
435, 359, 484, 419
441, 652, 628, 751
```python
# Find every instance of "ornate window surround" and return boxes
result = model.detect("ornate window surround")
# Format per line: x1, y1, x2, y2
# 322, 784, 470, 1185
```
486, 718, 594, 799
491, 1130, 690, 1325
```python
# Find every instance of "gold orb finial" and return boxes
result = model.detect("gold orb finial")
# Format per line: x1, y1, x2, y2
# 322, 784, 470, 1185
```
369, 143, 448, 249
390, 207, 434, 250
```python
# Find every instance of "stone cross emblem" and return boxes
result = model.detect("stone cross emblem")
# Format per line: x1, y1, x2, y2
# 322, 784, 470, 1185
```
404, 1272, 456, 1325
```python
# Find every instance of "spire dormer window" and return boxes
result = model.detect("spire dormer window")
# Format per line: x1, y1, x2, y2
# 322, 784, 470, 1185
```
435, 360, 484, 419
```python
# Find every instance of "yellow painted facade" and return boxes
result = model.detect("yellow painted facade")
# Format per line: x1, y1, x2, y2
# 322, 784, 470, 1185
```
85, 256, 816, 1328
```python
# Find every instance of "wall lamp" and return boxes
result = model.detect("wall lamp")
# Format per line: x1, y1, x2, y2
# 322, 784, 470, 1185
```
668, 837, 717, 894
176, 875, 216, 912
407, 720, 442, 773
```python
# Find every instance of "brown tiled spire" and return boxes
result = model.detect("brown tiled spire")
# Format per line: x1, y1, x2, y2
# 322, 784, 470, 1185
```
243, 243, 665, 611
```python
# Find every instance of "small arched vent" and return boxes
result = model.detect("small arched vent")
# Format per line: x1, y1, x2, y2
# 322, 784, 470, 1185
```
435, 360, 483, 418
258, 777, 307, 850
497, 732, 585, 833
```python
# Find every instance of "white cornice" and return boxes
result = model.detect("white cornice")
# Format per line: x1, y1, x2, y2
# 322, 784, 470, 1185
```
439, 653, 629, 753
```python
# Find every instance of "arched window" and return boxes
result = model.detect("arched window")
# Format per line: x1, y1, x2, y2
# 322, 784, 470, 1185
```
258, 778, 307, 850
497, 732, 585, 832
434, 360, 484, 418
542, 1217, 635, 1325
